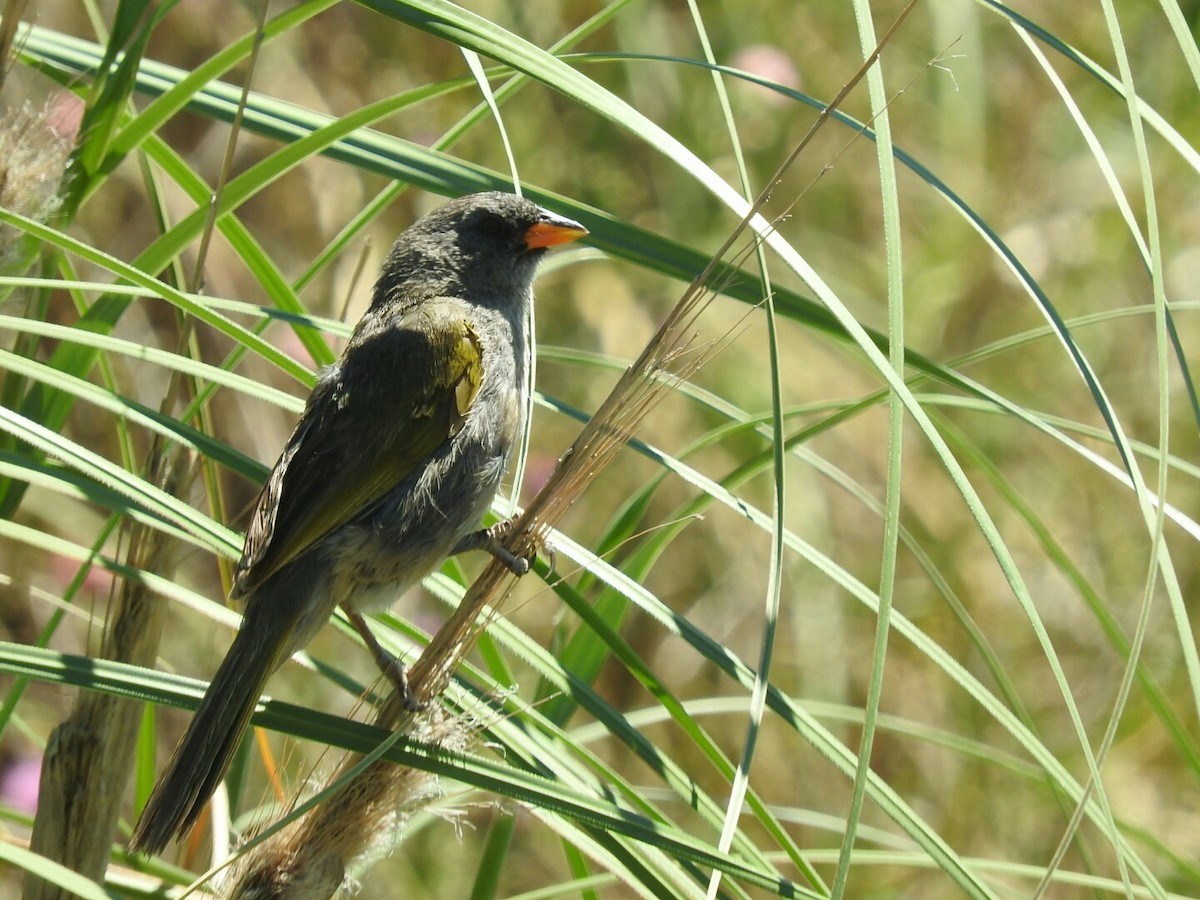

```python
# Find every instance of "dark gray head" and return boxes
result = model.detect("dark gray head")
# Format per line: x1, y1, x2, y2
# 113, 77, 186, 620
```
373, 191, 587, 312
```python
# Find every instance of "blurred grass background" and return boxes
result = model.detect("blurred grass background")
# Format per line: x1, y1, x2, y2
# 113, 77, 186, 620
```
1, 0, 1198, 897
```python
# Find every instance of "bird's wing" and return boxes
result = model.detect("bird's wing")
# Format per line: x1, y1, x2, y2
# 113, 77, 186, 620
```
232, 303, 483, 597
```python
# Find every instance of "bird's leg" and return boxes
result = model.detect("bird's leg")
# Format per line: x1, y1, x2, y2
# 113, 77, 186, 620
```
452, 518, 536, 575
345, 610, 421, 711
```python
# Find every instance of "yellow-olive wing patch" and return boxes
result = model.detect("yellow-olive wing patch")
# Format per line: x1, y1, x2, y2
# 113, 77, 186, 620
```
233, 302, 483, 597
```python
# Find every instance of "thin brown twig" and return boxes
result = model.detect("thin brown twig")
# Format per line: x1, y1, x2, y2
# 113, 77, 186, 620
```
0, 0, 30, 94
188, 0, 268, 296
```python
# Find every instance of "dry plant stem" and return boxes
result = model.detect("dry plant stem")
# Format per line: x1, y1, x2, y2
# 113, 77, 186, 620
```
189, 0, 268, 294
225, 571, 512, 898
225, 698, 448, 899
0, 0, 31, 92
24, 451, 193, 900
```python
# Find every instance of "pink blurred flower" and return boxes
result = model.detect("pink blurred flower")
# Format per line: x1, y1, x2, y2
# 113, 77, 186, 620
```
49, 554, 115, 596
46, 92, 84, 143
729, 45, 801, 104
1, 754, 41, 814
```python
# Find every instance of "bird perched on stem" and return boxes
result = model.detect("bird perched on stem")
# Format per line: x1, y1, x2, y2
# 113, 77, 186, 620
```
130, 191, 587, 855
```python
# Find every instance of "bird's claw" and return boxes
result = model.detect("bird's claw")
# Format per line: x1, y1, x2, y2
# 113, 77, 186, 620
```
347, 611, 423, 711
381, 656, 422, 712
483, 519, 534, 575
453, 518, 548, 576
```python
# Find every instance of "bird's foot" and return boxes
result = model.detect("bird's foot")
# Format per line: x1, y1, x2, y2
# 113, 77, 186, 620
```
453, 518, 537, 576
346, 611, 421, 711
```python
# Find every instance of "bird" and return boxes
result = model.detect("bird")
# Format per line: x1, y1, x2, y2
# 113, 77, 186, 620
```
129, 191, 588, 854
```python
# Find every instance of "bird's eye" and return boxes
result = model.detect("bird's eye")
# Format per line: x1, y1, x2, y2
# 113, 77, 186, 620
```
477, 213, 507, 237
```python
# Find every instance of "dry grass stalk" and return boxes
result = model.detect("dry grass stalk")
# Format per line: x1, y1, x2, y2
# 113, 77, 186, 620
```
0, 0, 32, 95
223, 706, 465, 900
25, 450, 194, 899
0, 101, 70, 274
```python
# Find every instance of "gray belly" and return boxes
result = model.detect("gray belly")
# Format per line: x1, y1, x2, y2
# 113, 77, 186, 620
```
323, 386, 518, 614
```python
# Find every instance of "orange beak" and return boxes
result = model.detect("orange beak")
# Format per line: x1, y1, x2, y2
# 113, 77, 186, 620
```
525, 210, 588, 250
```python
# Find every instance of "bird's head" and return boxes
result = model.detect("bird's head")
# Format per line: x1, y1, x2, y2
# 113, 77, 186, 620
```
375, 192, 588, 311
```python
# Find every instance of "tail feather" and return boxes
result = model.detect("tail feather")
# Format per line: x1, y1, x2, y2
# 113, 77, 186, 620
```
130, 614, 290, 855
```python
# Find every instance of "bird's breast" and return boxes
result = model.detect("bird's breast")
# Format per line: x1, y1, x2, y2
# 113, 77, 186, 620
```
326, 304, 527, 612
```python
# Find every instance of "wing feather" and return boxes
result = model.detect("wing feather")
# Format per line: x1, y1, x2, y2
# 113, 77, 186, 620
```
232, 302, 483, 597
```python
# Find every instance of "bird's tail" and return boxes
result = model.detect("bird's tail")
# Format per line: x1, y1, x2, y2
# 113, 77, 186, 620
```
129, 608, 292, 855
